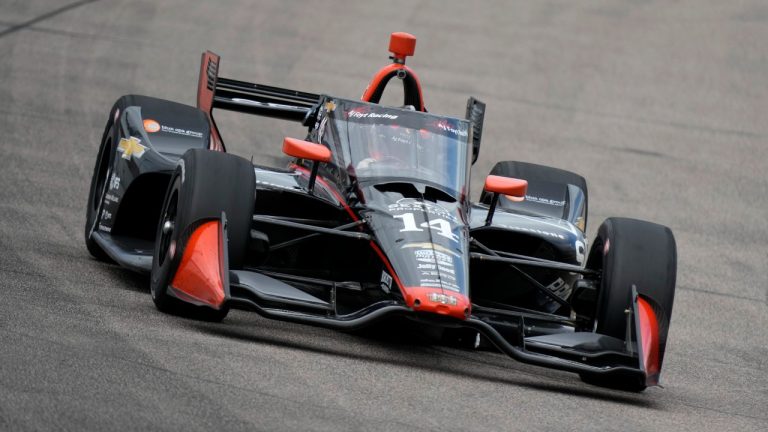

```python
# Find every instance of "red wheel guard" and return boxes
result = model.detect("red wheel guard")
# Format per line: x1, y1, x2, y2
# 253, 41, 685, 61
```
169, 220, 226, 309
634, 292, 662, 386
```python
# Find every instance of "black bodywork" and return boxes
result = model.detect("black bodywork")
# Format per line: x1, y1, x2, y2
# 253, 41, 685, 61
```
87, 50, 666, 389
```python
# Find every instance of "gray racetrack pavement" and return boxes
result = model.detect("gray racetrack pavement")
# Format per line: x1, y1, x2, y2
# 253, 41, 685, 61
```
1, 1, 767, 430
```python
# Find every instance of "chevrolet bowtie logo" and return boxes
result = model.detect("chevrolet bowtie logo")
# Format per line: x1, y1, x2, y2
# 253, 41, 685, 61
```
118, 136, 147, 160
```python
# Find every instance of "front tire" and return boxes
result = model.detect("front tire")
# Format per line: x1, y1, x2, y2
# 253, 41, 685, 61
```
150, 149, 256, 321
579, 217, 677, 391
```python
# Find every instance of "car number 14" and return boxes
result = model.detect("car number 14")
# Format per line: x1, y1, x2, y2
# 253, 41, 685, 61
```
393, 212, 459, 242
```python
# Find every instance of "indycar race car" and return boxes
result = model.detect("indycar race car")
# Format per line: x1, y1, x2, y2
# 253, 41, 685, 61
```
85, 33, 677, 391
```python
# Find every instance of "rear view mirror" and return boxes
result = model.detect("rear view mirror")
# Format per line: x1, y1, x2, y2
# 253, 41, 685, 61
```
484, 175, 527, 197
283, 137, 332, 194
282, 137, 332, 162
483, 175, 527, 225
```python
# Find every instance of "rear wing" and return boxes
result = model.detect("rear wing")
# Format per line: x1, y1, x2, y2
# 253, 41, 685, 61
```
197, 51, 322, 151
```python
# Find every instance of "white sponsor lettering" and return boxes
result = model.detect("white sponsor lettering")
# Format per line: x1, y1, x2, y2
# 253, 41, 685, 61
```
524, 195, 565, 207
437, 122, 468, 137
160, 125, 203, 138
427, 292, 458, 305
380, 271, 392, 293
388, 199, 458, 223
348, 111, 398, 120
109, 174, 120, 191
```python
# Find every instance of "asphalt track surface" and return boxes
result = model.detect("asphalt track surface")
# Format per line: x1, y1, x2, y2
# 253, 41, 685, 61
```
1, 1, 767, 431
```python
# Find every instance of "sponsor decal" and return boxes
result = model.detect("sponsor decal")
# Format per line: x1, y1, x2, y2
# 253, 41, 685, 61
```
160, 125, 203, 138
420, 278, 441, 284
117, 137, 147, 161
441, 284, 460, 293
101, 209, 112, 221
401, 242, 461, 257
388, 198, 458, 223
435, 120, 468, 137
380, 271, 393, 293
109, 173, 121, 191
441, 273, 457, 282
98, 223, 112, 233
411, 246, 462, 292
427, 292, 458, 306
523, 195, 565, 207
412, 249, 453, 266
347, 110, 398, 120
546, 278, 571, 300
143, 119, 160, 133
105, 193, 118, 203
437, 265, 455, 275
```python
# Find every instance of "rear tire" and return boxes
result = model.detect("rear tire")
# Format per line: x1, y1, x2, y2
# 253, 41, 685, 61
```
480, 161, 588, 231
150, 149, 256, 321
579, 217, 677, 391
84, 123, 116, 262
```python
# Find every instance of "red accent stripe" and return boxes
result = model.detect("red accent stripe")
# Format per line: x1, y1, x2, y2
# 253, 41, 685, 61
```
291, 164, 359, 222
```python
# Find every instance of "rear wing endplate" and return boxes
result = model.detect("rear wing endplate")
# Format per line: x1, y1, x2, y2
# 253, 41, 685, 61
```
197, 51, 322, 151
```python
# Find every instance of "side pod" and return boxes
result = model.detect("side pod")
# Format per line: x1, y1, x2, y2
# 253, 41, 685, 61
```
168, 217, 230, 310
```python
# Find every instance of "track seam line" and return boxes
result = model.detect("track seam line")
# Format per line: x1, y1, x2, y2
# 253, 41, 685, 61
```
677, 285, 762, 303
0, 0, 100, 39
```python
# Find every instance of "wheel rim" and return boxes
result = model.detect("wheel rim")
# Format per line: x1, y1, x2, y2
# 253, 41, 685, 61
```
157, 189, 178, 268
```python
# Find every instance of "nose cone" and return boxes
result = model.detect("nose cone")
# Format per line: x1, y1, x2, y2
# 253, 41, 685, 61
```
363, 192, 470, 320
402, 286, 471, 320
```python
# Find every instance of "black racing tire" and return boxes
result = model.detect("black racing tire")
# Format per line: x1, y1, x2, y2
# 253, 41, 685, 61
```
84, 122, 116, 262
579, 217, 677, 392
479, 161, 588, 231
150, 149, 256, 322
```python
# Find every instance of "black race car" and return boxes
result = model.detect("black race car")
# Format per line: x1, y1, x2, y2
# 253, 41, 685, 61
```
85, 33, 676, 391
